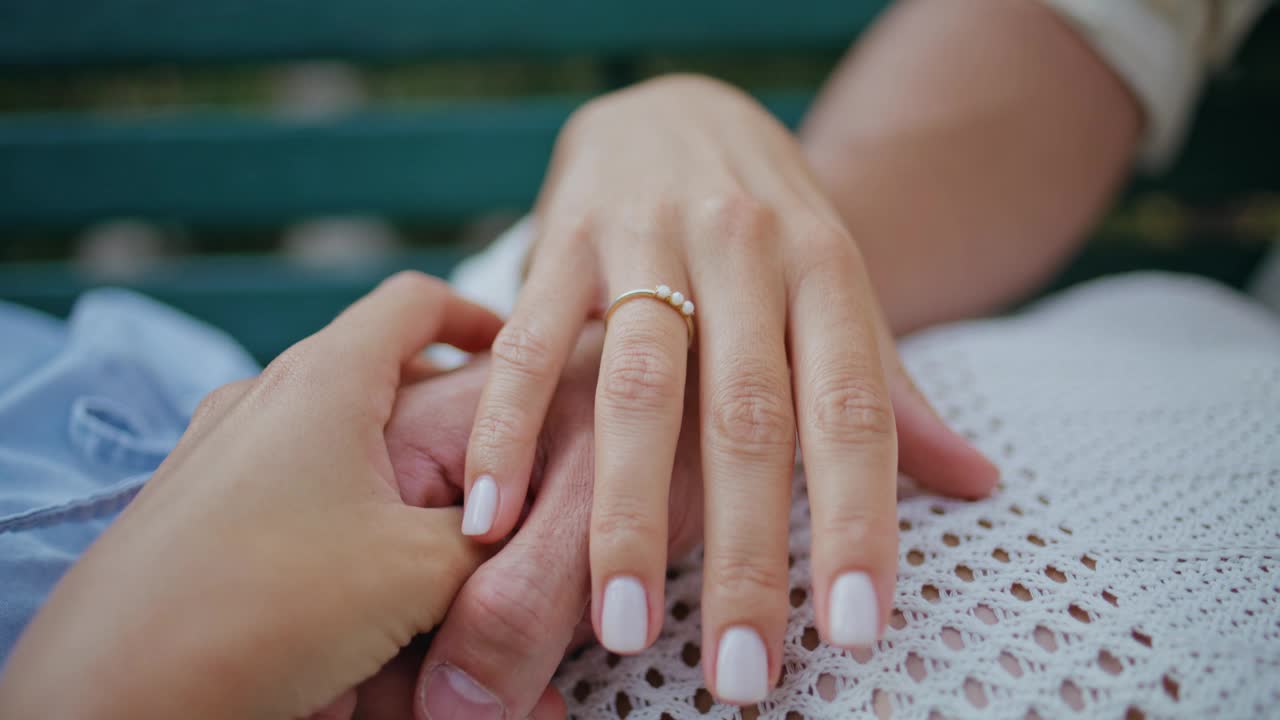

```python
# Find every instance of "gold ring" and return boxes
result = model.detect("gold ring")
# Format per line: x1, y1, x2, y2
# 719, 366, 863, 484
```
604, 284, 696, 347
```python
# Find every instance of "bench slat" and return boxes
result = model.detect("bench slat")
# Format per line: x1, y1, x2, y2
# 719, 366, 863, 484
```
0, 251, 462, 362
2, 90, 1277, 228
0, 98, 588, 225
0, 0, 884, 67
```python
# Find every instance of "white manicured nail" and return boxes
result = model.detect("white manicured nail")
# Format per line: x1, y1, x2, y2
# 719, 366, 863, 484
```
829, 571, 880, 647
600, 576, 648, 653
716, 626, 769, 704
461, 475, 498, 536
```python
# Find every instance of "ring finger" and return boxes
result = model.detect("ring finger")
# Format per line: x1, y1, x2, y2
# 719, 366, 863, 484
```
590, 225, 693, 655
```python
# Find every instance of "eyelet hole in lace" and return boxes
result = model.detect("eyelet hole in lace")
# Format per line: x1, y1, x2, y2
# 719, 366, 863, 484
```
816, 673, 837, 701
889, 609, 907, 630
999, 651, 1023, 677
801, 626, 820, 651
941, 626, 964, 650
964, 677, 988, 708
1060, 680, 1084, 711
671, 600, 691, 621
905, 653, 927, 682
1034, 625, 1058, 652
975, 604, 999, 624
681, 642, 699, 667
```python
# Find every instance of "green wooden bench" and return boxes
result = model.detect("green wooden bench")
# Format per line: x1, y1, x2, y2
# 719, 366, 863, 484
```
1, 1, 1278, 362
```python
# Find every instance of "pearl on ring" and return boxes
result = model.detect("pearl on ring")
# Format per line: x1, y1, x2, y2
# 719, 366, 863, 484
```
603, 284, 697, 348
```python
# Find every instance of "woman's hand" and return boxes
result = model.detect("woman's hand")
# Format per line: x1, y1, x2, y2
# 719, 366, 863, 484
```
0, 273, 508, 720
462, 74, 999, 704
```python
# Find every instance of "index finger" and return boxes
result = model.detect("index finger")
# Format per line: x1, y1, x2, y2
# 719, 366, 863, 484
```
274, 271, 504, 418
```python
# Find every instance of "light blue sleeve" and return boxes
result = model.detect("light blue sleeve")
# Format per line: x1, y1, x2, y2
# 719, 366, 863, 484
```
0, 290, 259, 663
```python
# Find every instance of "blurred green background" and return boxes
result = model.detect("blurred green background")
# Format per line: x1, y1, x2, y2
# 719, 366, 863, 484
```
1, 1, 1277, 361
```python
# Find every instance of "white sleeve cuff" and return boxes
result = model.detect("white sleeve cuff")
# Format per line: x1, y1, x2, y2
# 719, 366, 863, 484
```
1035, 0, 1268, 171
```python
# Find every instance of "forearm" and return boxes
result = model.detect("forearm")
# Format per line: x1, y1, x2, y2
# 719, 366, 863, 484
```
801, 0, 1142, 334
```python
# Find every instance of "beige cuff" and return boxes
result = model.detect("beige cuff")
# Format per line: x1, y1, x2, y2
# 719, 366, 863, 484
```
1035, 0, 1268, 171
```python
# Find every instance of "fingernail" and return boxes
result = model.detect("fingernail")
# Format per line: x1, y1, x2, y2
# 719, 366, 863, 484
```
421, 664, 504, 720
601, 575, 648, 653
461, 475, 498, 536
829, 571, 880, 647
715, 625, 769, 704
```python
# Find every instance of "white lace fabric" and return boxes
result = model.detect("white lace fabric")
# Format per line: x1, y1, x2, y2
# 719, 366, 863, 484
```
552, 273, 1280, 719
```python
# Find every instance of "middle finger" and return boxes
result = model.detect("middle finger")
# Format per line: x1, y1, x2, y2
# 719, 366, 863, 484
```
692, 197, 796, 706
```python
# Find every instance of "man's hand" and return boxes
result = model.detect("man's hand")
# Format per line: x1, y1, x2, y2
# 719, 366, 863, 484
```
385, 325, 703, 720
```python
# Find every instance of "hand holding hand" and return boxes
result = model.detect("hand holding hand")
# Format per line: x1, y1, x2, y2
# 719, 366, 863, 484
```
0, 273, 503, 720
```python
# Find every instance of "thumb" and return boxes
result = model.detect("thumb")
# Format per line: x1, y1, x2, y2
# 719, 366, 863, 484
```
383, 507, 494, 633
415, 433, 594, 720
887, 353, 1000, 498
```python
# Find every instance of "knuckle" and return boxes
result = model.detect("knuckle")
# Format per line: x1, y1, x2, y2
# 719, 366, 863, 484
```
645, 72, 735, 96
790, 229, 860, 291
490, 324, 558, 382
382, 269, 441, 296
562, 94, 614, 136
592, 499, 665, 553
539, 205, 597, 251
257, 342, 318, 395
456, 568, 559, 653
708, 553, 790, 598
617, 196, 681, 240
641, 74, 760, 112
808, 374, 895, 444
816, 505, 898, 559
699, 192, 778, 247
191, 380, 246, 421
470, 411, 524, 453
599, 341, 682, 411
709, 369, 795, 451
